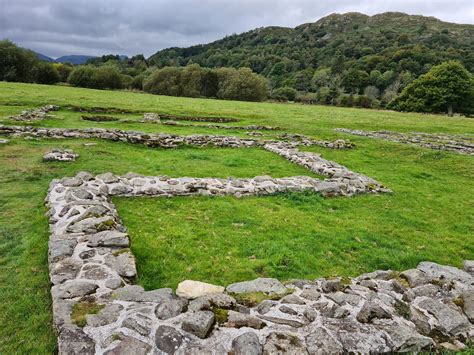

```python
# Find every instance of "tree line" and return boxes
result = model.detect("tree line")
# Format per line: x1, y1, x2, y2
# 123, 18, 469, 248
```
0, 39, 472, 115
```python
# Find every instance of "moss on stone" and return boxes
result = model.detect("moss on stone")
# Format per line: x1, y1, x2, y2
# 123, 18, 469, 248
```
212, 307, 229, 324
112, 248, 130, 256
389, 271, 410, 288
394, 299, 411, 320
453, 296, 464, 309
230, 289, 290, 307
71, 301, 105, 327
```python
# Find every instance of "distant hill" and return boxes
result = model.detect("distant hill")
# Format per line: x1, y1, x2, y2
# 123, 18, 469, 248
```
55, 55, 97, 64
34, 52, 54, 62
148, 12, 474, 93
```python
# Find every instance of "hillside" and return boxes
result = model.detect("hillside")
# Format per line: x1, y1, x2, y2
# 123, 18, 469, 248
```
148, 12, 474, 94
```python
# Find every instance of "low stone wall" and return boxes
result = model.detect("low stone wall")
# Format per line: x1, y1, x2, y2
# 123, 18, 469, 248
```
159, 121, 281, 131
45, 171, 472, 353
336, 128, 474, 156
0, 125, 353, 151
8, 105, 59, 121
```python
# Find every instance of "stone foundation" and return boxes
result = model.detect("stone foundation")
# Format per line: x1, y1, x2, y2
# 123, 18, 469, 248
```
9, 105, 59, 121
336, 128, 474, 156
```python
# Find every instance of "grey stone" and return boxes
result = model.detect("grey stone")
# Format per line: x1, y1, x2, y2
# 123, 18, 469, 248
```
87, 304, 123, 327
177, 344, 212, 355
62, 177, 83, 187
303, 307, 318, 322
357, 302, 392, 323
320, 304, 350, 319
48, 238, 77, 263
113, 285, 174, 303
417, 297, 470, 335
50, 257, 82, 284
227, 310, 266, 329
122, 317, 151, 336
155, 325, 185, 354
232, 332, 262, 355
81, 264, 111, 280
76, 171, 94, 181
300, 288, 321, 301
280, 293, 305, 305
326, 291, 361, 306
305, 327, 343, 354
79, 249, 96, 259
464, 260, 474, 277
97, 172, 119, 184
188, 293, 235, 312
417, 261, 473, 284
321, 279, 345, 293
73, 188, 93, 200
104, 335, 152, 355
263, 332, 308, 354
412, 284, 439, 298
181, 311, 215, 339
155, 299, 188, 320
104, 251, 136, 278
67, 216, 115, 234
87, 231, 129, 247
401, 269, 429, 287
279, 305, 298, 315
53, 280, 98, 299
226, 278, 288, 295
259, 315, 305, 328
105, 278, 122, 290
381, 323, 434, 352
58, 327, 95, 355
256, 300, 278, 315
462, 290, 474, 322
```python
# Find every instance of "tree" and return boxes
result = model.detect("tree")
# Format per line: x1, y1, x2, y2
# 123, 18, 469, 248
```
180, 64, 203, 97
91, 66, 123, 89
53, 63, 73, 82
35, 62, 60, 84
342, 69, 369, 94
272, 86, 297, 101
389, 61, 473, 116
200, 69, 219, 97
217, 67, 268, 102
143, 67, 182, 96
0, 40, 38, 82
67, 66, 96, 88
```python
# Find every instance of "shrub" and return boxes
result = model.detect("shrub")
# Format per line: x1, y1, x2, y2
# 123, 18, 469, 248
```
91, 66, 123, 89
120, 74, 133, 89
35, 62, 60, 84
200, 69, 219, 97
217, 67, 268, 102
295, 92, 318, 104
130, 74, 145, 90
67, 66, 96, 88
180, 64, 203, 97
272, 86, 297, 101
0, 40, 38, 82
53, 63, 73, 82
143, 66, 181, 96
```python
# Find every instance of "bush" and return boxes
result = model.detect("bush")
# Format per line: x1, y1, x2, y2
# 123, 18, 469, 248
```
35, 62, 60, 84
180, 64, 203, 97
200, 69, 219, 98
120, 74, 133, 89
295, 92, 318, 104
54, 63, 73, 82
130, 74, 145, 90
143, 67, 181, 96
272, 86, 297, 101
67, 66, 95, 88
91, 66, 123, 89
217, 67, 268, 101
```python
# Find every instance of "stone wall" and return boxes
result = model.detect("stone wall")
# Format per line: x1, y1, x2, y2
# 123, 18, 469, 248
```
45, 171, 472, 353
336, 128, 474, 156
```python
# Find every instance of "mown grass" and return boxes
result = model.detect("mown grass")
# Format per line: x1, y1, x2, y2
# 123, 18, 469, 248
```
0, 82, 473, 354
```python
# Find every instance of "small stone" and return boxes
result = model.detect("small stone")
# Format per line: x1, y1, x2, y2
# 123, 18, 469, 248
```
464, 260, 474, 276
104, 335, 151, 355
81, 264, 111, 280
226, 278, 287, 295
188, 293, 236, 312
105, 278, 122, 290
417, 261, 473, 284
53, 280, 98, 299
155, 299, 188, 320
176, 280, 224, 299
280, 293, 305, 305
279, 305, 298, 315
321, 279, 345, 293
417, 298, 470, 335
462, 290, 474, 322
226, 310, 266, 329
58, 327, 95, 355
122, 317, 151, 336
401, 269, 429, 287
256, 300, 278, 315
155, 325, 185, 354
104, 251, 136, 278
356, 302, 392, 323
87, 304, 123, 327
48, 238, 77, 263
263, 332, 308, 354
326, 291, 361, 306
304, 307, 318, 322
306, 327, 343, 353
300, 288, 321, 301
181, 311, 215, 339
87, 231, 129, 247
96, 172, 119, 184
113, 285, 174, 303
231, 332, 262, 355
259, 315, 304, 328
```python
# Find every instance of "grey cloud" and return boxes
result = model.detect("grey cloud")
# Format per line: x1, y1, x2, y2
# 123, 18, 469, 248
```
0, 0, 472, 58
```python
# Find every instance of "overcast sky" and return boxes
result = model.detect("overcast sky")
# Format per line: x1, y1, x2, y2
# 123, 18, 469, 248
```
1, 0, 473, 58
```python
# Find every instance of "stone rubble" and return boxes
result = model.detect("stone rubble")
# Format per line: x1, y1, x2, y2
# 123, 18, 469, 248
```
43, 149, 79, 162
9, 104, 59, 121
336, 128, 474, 156
0, 138, 9, 144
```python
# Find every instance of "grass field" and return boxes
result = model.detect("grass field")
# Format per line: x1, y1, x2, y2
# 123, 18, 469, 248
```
0, 82, 473, 354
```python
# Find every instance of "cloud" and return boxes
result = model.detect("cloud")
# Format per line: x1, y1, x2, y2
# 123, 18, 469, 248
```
0, 0, 472, 58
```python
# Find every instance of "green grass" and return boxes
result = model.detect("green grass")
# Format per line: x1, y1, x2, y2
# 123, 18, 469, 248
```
0, 82, 473, 354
